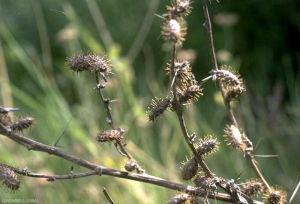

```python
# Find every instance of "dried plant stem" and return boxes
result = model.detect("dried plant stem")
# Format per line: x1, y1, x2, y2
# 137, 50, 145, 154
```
94, 73, 143, 172
0, 123, 262, 203
95, 74, 115, 129
170, 43, 214, 177
201, 0, 270, 190
0, 163, 101, 180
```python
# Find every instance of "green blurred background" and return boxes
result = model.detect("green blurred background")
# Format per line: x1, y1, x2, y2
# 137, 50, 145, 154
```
0, 0, 299, 203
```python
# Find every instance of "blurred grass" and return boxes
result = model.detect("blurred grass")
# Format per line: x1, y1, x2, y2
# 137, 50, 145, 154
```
0, 0, 299, 203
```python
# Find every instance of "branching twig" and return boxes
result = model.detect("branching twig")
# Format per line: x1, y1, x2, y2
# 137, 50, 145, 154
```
0, 123, 263, 203
201, 0, 270, 191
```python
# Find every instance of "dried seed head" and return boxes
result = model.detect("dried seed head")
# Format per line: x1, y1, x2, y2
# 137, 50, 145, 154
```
88, 54, 112, 74
161, 19, 187, 44
226, 84, 246, 100
67, 53, 92, 73
166, 60, 194, 83
67, 53, 112, 77
96, 128, 124, 142
181, 157, 198, 180
165, 0, 193, 19
241, 179, 263, 196
0, 164, 20, 192
263, 186, 287, 204
10, 117, 35, 132
168, 193, 189, 204
0, 113, 12, 126
196, 135, 219, 157
177, 81, 202, 106
193, 175, 214, 189
209, 65, 243, 86
223, 125, 246, 150
147, 97, 171, 122
124, 159, 137, 172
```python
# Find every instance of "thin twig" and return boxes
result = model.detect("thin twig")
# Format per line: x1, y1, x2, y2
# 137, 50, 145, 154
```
95, 74, 115, 129
0, 124, 264, 203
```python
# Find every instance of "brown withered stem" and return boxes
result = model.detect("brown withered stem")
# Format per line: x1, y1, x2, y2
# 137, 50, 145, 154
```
201, 0, 270, 190
0, 123, 262, 203
94, 71, 144, 173
169, 41, 214, 179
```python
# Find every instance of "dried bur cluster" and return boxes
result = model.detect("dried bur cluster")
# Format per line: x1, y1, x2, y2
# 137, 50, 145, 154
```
0, 107, 35, 192
66, 53, 144, 174
0, 163, 20, 192
148, 0, 288, 203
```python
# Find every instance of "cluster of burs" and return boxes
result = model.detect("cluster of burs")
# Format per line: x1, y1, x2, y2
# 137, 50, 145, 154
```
146, 0, 287, 204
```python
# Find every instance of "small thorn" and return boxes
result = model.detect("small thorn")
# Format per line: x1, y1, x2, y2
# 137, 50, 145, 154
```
69, 166, 74, 178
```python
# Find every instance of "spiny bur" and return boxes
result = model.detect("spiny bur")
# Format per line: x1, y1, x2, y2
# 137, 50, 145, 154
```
0, 113, 12, 126
10, 117, 35, 132
263, 186, 287, 204
0, 164, 20, 192
176, 81, 202, 106
241, 179, 263, 197
209, 65, 243, 86
96, 128, 124, 143
166, 60, 193, 84
223, 124, 247, 151
195, 135, 219, 158
67, 53, 112, 81
161, 19, 187, 44
164, 0, 193, 19
181, 157, 198, 180
147, 97, 171, 122
124, 159, 137, 172
226, 84, 246, 101
193, 175, 214, 189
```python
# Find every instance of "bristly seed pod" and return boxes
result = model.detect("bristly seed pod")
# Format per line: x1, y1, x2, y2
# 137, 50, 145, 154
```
164, 0, 193, 19
10, 117, 35, 132
263, 186, 287, 204
96, 128, 124, 142
0, 113, 12, 126
196, 135, 219, 157
181, 157, 198, 180
226, 84, 246, 100
0, 164, 20, 191
241, 179, 263, 196
209, 65, 242, 86
193, 175, 214, 189
223, 124, 246, 151
177, 81, 202, 106
161, 19, 187, 44
67, 53, 112, 79
67, 53, 91, 73
124, 159, 137, 172
147, 97, 171, 122
166, 60, 194, 83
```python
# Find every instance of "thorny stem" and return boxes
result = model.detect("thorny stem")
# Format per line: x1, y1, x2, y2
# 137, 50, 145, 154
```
201, 0, 270, 190
95, 74, 115, 129
94, 73, 143, 172
0, 163, 101, 181
0, 124, 262, 203
170, 42, 214, 177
